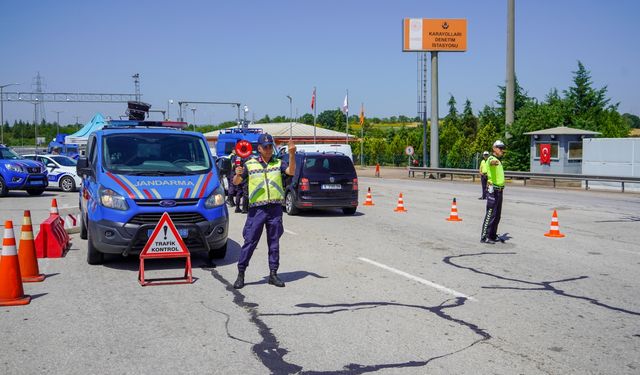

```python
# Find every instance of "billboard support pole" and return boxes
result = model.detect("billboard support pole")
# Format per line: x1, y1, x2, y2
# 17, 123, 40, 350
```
430, 51, 439, 170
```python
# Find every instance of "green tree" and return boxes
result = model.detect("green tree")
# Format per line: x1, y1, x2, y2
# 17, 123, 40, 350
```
622, 113, 640, 129
461, 99, 479, 139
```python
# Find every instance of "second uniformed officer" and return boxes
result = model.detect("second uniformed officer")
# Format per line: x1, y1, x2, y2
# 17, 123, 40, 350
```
478, 151, 489, 200
481, 140, 506, 244
232, 134, 296, 289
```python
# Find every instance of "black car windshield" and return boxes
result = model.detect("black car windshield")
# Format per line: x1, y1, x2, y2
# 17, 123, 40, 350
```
103, 133, 211, 175
303, 155, 355, 175
0, 147, 21, 160
51, 156, 77, 166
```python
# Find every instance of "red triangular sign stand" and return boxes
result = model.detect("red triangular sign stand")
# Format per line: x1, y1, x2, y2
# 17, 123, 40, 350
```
138, 212, 193, 286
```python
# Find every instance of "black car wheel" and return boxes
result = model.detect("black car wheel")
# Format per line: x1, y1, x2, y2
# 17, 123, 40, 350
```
86, 225, 104, 265
26, 188, 45, 196
342, 207, 357, 215
0, 176, 7, 197
285, 191, 299, 216
60, 176, 76, 192
80, 213, 88, 240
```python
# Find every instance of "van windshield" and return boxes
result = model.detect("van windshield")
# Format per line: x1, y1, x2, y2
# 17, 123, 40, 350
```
103, 133, 211, 175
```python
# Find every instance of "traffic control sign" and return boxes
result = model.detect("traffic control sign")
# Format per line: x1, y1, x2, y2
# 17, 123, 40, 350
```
139, 212, 193, 286
405, 146, 414, 156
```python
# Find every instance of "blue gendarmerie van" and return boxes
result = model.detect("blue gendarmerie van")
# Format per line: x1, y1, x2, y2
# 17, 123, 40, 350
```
76, 120, 230, 264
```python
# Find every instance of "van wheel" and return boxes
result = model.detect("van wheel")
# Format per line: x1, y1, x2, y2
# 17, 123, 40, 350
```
26, 188, 45, 196
285, 191, 299, 216
0, 176, 7, 197
208, 242, 227, 260
87, 226, 104, 265
60, 176, 76, 192
342, 207, 357, 215
80, 213, 87, 240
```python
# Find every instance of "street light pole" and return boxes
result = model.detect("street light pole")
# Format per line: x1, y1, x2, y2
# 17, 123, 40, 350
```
0, 83, 20, 144
191, 107, 196, 131
52, 110, 63, 136
167, 99, 173, 120
286, 95, 292, 141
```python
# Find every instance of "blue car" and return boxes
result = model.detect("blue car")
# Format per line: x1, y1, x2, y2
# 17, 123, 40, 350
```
0, 144, 48, 196
76, 121, 229, 264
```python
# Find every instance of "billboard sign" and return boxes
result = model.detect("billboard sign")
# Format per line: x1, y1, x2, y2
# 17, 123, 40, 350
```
403, 18, 467, 52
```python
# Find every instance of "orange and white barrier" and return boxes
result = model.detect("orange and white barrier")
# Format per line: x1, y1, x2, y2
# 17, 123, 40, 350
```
394, 193, 407, 212
0, 220, 31, 306
18, 211, 45, 282
544, 209, 565, 238
445, 198, 463, 222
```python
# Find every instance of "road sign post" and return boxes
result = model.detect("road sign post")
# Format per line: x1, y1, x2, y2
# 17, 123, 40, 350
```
138, 212, 193, 286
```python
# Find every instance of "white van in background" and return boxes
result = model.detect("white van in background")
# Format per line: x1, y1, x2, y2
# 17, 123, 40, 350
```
278, 144, 353, 162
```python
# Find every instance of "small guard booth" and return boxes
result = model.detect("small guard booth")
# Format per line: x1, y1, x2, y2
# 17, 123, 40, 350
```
523, 126, 600, 174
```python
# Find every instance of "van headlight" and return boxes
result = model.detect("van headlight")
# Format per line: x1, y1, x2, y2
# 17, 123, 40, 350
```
6, 163, 24, 173
99, 186, 129, 211
205, 185, 225, 208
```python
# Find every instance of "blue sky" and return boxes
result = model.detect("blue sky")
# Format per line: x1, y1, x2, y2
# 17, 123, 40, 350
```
1, 0, 638, 126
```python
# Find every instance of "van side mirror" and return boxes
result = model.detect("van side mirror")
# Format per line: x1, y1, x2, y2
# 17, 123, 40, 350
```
76, 157, 92, 177
216, 157, 231, 175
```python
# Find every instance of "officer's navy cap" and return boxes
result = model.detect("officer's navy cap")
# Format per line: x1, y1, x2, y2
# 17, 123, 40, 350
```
258, 133, 274, 147
493, 140, 506, 149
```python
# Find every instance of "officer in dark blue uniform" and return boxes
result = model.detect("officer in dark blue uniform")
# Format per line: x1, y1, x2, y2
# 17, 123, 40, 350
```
232, 134, 296, 289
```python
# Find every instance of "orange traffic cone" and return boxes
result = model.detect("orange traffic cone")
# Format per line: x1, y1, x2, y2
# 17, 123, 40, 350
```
544, 209, 565, 238
18, 211, 45, 282
394, 193, 407, 212
50, 198, 59, 216
0, 221, 31, 306
445, 198, 463, 221
363, 187, 375, 206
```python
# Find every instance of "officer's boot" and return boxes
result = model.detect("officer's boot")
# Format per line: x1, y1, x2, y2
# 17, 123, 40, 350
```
234, 195, 242, 213
268, 270, 285, 287
233, 271, 245, 289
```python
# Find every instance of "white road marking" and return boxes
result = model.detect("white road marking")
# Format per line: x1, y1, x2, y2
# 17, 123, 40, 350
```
358, 257, 476, 301
284, 229, 297, 235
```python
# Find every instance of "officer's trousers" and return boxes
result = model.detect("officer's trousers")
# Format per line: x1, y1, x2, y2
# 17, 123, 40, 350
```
480, 174, 488, 199
481, 188, 503, 240
237, 204, 284, 272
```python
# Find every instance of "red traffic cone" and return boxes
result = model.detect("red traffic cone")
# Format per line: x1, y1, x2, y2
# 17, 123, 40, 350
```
50, 198, 59, 216
445, 198, 463, 221
394, 193, 407, 212
363, 187, 375, 206
19, 211, 45, 282
544, 209, 565, 238
0, 221, 31, 306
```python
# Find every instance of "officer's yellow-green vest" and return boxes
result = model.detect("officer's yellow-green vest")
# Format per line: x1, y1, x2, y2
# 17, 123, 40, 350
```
245, 158, 285, 207
480, 159, 488, 174
487, 155, 505, 187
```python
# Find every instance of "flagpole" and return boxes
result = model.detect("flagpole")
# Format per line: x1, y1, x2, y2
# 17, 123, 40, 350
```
313, 86, 317, 144
345, 90, 349, 144
360, 102, 364, 167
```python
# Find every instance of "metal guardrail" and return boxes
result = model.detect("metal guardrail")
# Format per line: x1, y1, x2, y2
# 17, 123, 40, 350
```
408, 167, 640, 193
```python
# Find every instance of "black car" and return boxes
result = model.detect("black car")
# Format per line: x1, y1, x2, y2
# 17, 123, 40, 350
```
282, 152, 358, 215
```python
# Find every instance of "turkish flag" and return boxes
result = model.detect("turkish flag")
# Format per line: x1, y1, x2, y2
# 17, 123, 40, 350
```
540, 144, 551, 165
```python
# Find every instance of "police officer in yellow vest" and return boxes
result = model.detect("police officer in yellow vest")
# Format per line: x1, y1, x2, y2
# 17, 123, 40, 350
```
478, 151, 490, 200
481, 140, 506, 244
232, 134, 296, 289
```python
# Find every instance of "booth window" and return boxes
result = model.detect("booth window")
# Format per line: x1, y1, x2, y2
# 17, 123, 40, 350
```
568, 141, 583, 160
534, 142, 559, 159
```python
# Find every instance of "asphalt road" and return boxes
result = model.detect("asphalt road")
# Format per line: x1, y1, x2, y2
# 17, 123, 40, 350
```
1, 178, 639, 374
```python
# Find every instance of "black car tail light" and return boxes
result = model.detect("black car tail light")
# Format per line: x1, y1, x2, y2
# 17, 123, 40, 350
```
352, 178, 358, 191
300, 178, 310, 191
